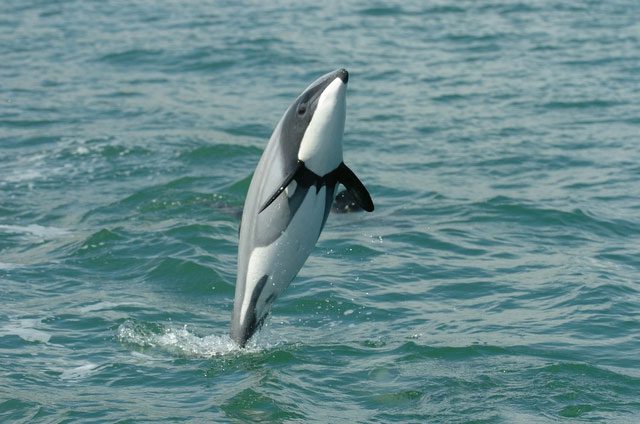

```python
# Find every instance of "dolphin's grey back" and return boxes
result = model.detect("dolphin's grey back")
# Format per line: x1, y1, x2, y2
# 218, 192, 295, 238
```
235, 118, 291, 302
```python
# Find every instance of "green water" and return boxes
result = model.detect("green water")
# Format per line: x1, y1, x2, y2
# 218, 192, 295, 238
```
1, 0, 639, 422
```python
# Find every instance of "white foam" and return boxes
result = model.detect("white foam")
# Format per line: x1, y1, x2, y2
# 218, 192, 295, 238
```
78, 301, 146, 313
60, 362, 100, 381
0, 318, 51, 343
74, 146, 90, 155
4, 169, 42, 183
116, 320, 263, 358
0, 224, 70, 242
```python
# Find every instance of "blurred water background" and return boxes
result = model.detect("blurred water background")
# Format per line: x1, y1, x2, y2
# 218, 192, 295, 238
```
1, 0, 639, 422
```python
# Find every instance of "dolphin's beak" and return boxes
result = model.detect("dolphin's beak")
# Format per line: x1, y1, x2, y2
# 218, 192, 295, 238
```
336, 68, 349, 84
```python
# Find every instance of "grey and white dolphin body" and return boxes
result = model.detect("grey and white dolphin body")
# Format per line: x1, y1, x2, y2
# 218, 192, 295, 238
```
230, 69, 374, 347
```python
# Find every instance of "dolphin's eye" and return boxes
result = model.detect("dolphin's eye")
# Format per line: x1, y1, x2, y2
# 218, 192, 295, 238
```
297, 103, 307, 115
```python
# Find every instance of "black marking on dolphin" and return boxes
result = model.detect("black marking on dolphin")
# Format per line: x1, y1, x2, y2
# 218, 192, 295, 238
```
260, 161, 374, 215
258, 161, 304, 213
334, 163, 374, 212
244, 274, 269, 340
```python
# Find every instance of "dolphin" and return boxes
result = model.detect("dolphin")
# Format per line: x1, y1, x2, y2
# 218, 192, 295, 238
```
230, 69, 374, 347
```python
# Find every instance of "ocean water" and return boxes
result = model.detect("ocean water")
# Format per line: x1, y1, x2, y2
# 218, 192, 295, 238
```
1, 0, 639, 422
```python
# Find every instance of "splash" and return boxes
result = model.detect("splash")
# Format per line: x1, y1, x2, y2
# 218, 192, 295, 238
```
115, 320, 265, 358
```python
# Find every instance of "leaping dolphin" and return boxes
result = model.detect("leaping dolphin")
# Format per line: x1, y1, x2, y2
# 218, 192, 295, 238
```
230, 69, 374, 347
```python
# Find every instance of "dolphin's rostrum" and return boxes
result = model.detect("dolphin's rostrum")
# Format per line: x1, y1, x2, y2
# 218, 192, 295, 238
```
230, 69, 374, 347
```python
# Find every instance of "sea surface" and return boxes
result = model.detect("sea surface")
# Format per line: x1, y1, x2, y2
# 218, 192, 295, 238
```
1, 0, 639, 422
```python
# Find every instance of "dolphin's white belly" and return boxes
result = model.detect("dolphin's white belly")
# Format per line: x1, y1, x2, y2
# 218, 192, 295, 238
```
239, 185, 332, 324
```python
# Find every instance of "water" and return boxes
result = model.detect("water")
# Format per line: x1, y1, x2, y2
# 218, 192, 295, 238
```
1, 0, 639, 422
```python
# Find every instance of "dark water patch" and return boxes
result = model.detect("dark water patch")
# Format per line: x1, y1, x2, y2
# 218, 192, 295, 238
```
69, 228, 151, 278
534, 361, 640, 386
443, 33, 507, 45
492, 2, 540, 14
98, 49, 165, 67
282, 295, 370, 323
134, 192, 240, 223
224, 174, 253, 198
326, 240, 381, 260
180, 144, 262, 164
596, 250, 640, 270
419, 5, 465, 14
96, 90, 145, 99
221, 387, 305, 422
431, 93, 472, 103
178, 58, 236, 73
529, 43, 561, 52
362, 112, 403, 123
46, 314, 115, 341
560, 56, 635, 68
415, 125, 443, 135
558, 404, 594, 418
526, 361, 640, 419
169, 46, 237, 73
473, 196, 638, 238
125, 77, 170, 85
0, 398, 42, 423
148, 257, 229, 296
70, 252, 142, 278
222, 123, 272, 139
393, 341, 510, 362
227, 37, 311, 68
386, 230, 488, 257
371, 388, 423, 405
547, 282, 638, 316
428, 279, 517, 303
474, 152, 597, 175
541, 99, 623, 110
97, 143, 152, 160
165, 221, 239, 245
81, 178, 235, 224
359, 5, 404, 17
79, 228, 125, 251
0, 118, 59, 128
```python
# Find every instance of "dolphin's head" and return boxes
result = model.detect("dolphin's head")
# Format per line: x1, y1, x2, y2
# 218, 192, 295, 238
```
278, 68, 349, 175
229, 69, 350, 348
